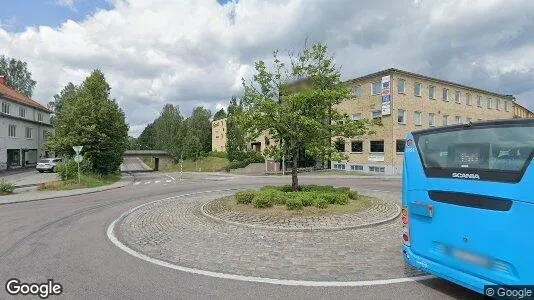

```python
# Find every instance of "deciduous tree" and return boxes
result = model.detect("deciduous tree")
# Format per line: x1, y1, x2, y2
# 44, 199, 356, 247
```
239, 42, 379, 190
0, 55, 37, 98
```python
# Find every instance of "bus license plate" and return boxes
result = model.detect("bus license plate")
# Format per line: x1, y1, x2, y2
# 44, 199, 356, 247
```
452, 249, 489, 267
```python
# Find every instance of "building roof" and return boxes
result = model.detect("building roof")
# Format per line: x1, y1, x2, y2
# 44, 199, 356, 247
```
513, 101, 534, 116
0, 76, 52, 113
346, 68, 515, 100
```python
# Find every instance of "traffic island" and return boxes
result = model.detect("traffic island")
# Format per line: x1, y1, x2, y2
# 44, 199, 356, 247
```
111, 189, 424, 282
201, 185, 399, 231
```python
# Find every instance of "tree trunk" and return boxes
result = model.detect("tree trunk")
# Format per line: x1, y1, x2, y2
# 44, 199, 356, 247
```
291, 146, 299, 191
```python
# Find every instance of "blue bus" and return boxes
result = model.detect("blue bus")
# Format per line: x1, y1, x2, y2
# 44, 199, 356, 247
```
401, 118, 534, 294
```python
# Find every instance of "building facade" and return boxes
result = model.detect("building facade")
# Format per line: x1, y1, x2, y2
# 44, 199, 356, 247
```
0, 76, 53, 170
212, 118, 227, 152
513, 101, 534, 118
212, 68, 533, 175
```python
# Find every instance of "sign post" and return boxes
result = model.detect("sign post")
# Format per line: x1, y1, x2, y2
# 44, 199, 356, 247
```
179, 155, 183, 181
73, 146, 83, 183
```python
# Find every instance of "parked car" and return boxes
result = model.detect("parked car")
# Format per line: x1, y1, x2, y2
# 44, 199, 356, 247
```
36, 158, 62, 173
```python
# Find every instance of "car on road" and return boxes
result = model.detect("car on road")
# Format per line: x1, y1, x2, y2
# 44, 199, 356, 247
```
36, 158, 62, 173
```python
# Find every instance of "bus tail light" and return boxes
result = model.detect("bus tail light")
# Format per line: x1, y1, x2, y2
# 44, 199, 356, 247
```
402, 207, 410, 246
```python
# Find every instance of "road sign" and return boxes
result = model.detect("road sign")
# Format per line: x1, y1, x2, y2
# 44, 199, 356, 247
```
74, 154, 83, 163
73, 146, 83, 154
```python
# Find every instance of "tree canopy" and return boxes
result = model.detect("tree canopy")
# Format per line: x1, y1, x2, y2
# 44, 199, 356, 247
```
46, 69, 129, 175
213, 108, 227, 121
0, 55, 37, 98
238, 42, 379, 190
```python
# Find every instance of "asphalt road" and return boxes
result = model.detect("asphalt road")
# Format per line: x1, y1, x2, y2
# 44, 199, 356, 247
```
120, 157, 152, 172
0, 172, 483, 299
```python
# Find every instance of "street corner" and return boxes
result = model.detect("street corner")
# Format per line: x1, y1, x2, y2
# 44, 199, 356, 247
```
109, 189, 427, 284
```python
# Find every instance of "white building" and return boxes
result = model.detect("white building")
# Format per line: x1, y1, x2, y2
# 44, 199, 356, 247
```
0, 75, 53, 170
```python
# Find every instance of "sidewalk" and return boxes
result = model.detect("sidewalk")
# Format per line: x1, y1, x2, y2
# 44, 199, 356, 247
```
0, 174, 134, 205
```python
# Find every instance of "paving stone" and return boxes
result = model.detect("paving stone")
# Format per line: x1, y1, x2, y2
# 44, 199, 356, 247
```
116, 190, 425, 281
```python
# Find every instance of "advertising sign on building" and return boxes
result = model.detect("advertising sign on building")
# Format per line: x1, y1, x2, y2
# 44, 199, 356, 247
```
381, 75, 391, 116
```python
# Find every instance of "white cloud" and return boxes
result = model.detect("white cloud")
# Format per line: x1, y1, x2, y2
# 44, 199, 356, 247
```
0, 0, 533, 137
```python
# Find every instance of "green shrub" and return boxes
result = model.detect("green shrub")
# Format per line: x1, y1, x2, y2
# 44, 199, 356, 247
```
270, 190, 288, 205
319, 193, 337, 204
334, 193, 349, 205
299, 184, 317, 192
348, 190, 359, 200
314, 198, 329, 209
235, 190, 255, 204
207, 151, 227, 158
0, 180, 14, 194
55, 158, 92, 181
253, 192, 273, 208
285, 197, 303, 210
295, 192, 316, 206
335, 187, 351, 193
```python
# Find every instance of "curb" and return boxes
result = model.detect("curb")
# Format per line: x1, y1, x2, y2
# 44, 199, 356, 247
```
0, 174, 135, 206
200, 192, 401, 232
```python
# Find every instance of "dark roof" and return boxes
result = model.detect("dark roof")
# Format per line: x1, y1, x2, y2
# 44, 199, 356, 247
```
346, 68, 515, 100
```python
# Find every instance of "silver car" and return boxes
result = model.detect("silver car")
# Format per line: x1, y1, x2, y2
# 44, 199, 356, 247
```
36, 158, 62, 173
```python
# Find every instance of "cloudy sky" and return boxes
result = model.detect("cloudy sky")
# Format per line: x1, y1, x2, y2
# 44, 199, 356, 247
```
1, 0, 533, 137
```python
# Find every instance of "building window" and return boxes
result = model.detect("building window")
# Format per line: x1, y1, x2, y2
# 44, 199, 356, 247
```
455, 90, 461, 103
334, 139, 345, 152
414, 83, 422, 96
351, 113, 361, 120
455, 116, 462, 124
369, 166, 385, 173
429, 85, 435, 99
350, 165, 363, 171
414, 111, 422, 126
496, 99, 501, 110
371, 82, 381, 95
466, 93, 472, 105
25, 127, 32, 139
487, 98, 492, 109
396, 139, 405, 153
443, 88, 449, 101
397, 109, 406, 124
2, 102, 10, 114
398, 79, 406, 94
19, 108, 26, 117
352, 86, 361, 97
333, 164, 346, 170
429, 113, 436, 126
8, 125, 16, 137
505, 101, 510, 112
37, 113, 43, 122
442, 115, 449, 126
370, 140, 384, 153
351, 141, 363, 153
477, 96, 482, 107
372, 110, 381, 120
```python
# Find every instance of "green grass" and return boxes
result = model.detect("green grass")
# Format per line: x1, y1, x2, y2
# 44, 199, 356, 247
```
37, 173, 121, 191
267, 170, 371, 176
151, 156, 229, 172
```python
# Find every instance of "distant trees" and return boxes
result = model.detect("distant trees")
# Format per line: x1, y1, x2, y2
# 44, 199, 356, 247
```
225, 96, 247, 161
213, 108, 227, 121
46, 70, 129, 175
136, 104, 213, 161
0, 55, 37, 98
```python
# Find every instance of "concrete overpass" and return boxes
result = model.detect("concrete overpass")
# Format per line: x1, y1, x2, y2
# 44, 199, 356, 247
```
122, 150, 174, 172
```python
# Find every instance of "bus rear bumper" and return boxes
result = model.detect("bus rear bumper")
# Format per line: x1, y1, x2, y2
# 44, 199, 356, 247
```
403, 246, 496, 295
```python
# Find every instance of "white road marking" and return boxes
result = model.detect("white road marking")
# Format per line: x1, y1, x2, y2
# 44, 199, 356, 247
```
165, 174, 175, 181
165, 180, 172, 183
144, 181, 151, 185
155, 180, 161, 184
107, 189, 435, 287
133, 182, 140, 185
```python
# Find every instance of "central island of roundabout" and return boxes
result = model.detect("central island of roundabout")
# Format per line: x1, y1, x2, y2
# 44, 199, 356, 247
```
108, 184, 431, 285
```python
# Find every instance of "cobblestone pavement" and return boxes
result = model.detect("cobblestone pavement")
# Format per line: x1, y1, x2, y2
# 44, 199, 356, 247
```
202, 195, 400, 231
116, 190, 426, 282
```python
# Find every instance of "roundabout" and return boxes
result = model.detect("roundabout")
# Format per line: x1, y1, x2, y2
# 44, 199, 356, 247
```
108, 188, 430, 285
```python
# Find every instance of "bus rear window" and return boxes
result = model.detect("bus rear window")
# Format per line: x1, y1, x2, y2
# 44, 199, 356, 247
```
415, 125, 534, 173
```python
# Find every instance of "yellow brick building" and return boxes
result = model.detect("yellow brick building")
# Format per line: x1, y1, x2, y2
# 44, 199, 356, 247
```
212, 68, 533, 174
